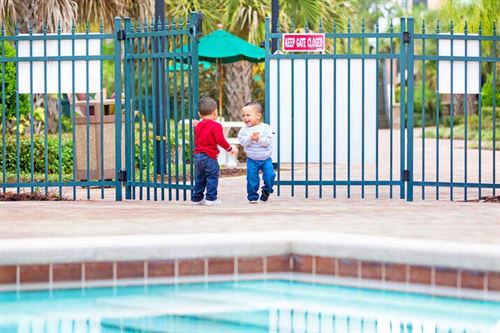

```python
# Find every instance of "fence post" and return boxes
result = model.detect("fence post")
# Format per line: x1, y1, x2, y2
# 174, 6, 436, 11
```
123, 17, 132, 200
190, 13, 200, 123
406, 17, 415, 202
264, 17, 270, 124
190, 12, 200, 192
114, 17, 123, 201
399, 18, 406, 199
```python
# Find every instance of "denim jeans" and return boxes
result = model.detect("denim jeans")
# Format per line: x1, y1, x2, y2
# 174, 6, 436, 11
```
191, 153, 219, 202
246, 157, 275, 201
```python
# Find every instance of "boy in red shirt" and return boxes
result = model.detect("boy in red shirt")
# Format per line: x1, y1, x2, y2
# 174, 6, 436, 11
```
192, 97, 236, 205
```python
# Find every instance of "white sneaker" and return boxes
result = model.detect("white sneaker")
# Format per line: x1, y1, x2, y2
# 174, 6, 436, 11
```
205, 199, 222, 206
192, 199, 206, 206
249, 200, 258, 204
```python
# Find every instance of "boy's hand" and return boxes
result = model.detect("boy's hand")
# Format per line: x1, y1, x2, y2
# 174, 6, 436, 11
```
192, 119, 199, 127
251, 132, 260, 142
229, 145, 238, 155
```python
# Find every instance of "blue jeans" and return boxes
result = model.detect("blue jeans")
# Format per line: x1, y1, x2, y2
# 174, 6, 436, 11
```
246, 158, 276, 201
191, 153, 219, 202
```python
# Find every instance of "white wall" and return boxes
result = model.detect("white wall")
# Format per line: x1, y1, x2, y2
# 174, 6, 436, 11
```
18, 33, 102, 94
438, 35, 480, 94
270, 58, 377, 164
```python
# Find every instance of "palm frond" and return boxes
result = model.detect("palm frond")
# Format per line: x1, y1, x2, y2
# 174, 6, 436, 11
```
0, 0, 17, 26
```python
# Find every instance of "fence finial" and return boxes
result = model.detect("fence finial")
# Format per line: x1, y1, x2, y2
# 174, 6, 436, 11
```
157, 16, 162, 31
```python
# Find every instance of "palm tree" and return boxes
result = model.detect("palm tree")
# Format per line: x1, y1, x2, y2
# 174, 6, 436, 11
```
164, 0, 354, 120
0, 0, 152, 33
0, 0, 151, 133
222, 0, 354, 120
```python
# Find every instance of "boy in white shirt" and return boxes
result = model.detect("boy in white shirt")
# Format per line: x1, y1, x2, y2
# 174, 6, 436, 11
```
238, 102, 276, 203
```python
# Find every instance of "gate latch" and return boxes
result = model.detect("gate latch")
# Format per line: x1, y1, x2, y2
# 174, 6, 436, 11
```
118, 169, 127, 182
403, 31, 411, 44
402, 170, 410, 182
117, 29, 126, 41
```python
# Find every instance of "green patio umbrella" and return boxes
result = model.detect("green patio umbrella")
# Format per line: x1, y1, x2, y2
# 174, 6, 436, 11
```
197, 28, 265, 118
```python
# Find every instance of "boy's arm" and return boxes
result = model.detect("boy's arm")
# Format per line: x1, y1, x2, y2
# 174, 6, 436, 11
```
214, 123, 232, 152
238, 127, 252, 147
257, 125, 273, 147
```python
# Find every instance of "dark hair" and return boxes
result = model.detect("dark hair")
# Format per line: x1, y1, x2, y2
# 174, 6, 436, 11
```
199, 96, 218, 116
243, 101, 264, 117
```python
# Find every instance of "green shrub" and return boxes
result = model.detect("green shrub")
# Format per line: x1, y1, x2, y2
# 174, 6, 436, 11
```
0, 134, 73, 175
134, 130, 191, 172
0, 42, 30, 121
481, 73, 500, 107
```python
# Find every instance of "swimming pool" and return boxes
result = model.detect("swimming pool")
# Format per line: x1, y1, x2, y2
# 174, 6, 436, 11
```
1, 280, 498, 333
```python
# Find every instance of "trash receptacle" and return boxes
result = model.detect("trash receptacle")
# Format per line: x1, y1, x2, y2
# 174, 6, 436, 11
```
75, 114, 125, 181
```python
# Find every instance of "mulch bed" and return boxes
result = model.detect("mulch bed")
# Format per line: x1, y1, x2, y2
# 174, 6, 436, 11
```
0, 169, 246, 201
467, 195, 500, 203
220, 168, 247, 177
0, 191, 67, 201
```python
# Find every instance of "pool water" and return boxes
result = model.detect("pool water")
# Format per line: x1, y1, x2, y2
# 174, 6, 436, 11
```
1, 280, 498, 333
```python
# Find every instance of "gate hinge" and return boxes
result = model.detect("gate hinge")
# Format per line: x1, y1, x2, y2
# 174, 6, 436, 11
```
117, 29, 126, 41
402, 170, 410, 182
403, 31, 411, 44
118, 169, 127, 182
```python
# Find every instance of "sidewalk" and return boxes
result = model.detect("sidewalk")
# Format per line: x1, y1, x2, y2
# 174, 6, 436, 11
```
1, 175, 498, 245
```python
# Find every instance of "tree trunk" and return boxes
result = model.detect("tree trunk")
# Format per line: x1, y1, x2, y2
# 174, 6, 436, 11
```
224, 61, 252, 121
452, 95, 477, 116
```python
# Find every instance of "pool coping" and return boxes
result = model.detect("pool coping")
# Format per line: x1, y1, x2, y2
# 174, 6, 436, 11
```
1, 231, 499, 299
1, 231, 498, 270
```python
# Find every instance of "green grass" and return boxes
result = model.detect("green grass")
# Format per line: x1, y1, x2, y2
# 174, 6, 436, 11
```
423, 126, 499, 150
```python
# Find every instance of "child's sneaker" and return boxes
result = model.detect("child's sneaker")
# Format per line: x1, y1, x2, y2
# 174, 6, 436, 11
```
260, 190, 270, 202
205, 199, 222, 206
192, 199, 206, 206
249, 200, 258, 204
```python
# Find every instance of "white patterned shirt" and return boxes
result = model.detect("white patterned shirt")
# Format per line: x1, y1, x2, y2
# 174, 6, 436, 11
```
238, 123, 273, 161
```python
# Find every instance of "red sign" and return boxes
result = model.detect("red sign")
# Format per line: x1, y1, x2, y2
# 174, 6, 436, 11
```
282, 33, 325, 52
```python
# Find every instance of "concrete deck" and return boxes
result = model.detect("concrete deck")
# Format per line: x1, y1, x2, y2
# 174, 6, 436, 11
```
1, 174, 499, 274
1, 175, 499, 242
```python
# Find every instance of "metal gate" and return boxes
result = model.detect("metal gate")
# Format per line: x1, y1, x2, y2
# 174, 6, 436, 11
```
0, 15, 200, 201
121, 14, 200, 201
265, 17, 499, 201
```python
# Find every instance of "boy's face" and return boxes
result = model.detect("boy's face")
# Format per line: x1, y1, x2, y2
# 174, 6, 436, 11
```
242, 107, 261, 127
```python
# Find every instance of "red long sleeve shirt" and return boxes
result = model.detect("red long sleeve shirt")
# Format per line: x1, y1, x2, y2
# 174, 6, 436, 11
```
194, 119, 231, 160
